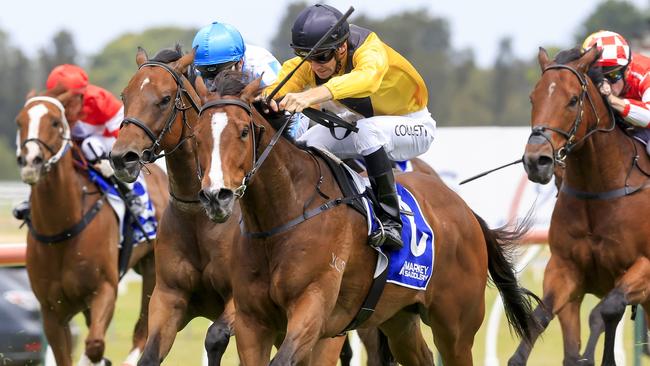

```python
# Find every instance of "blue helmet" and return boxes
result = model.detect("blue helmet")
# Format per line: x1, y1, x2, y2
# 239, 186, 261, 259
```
192, 22, 246, 66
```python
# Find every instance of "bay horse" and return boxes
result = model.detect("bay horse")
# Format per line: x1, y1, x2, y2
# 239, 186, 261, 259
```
109, 45, 387, 366
193, 71, 540, 365
510, 46, 650, 366
15, 89, 168, 366
109, 46, 240, 366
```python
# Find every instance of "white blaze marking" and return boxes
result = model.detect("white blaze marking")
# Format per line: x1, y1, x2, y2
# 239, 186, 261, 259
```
25, 104, 48, 162
548, 82, 556, 97
140, 77, 150, 91
209, 112, 229, 190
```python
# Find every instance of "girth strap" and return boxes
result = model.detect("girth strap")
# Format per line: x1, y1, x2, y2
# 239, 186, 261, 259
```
561, 181, 650, 200
26, 199, 104, 244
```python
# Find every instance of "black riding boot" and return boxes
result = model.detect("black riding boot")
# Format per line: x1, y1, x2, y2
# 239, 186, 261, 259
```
12, 201, 30, 221
364, 148, 403, 251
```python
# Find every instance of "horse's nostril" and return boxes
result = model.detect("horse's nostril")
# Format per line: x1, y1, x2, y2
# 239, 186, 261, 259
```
198, 190, 211, 205
32, 156, 43, 166
217, 189, 234, 202
538, 155, 553, 167
123, 151, 140, 164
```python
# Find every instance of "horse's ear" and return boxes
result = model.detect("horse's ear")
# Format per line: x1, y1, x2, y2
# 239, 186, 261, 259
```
241, 76, 263, 104
56, 90, 76, 105
25, 89, 37, 99
576, 46, 600, 73
538, 47, 551, 71
136, 47, 148, 67
171, 48, 196, 74
196, 76, 209, 103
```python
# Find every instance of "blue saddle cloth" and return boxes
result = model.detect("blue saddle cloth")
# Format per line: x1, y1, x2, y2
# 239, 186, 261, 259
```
367, 184, 435, 291
87, 170, 158, 246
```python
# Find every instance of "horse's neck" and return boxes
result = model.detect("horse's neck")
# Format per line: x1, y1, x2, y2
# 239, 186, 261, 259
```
565, 126, 632, 191
239, 126, 320, 233
30, 154, 85, 230
165, 112, 202, 204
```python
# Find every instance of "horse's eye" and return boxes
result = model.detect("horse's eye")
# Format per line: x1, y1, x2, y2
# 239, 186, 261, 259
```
52, 119, 60, 128
241, 126, 249, 139
568, 96, 579, 107
160, 96, 172, 106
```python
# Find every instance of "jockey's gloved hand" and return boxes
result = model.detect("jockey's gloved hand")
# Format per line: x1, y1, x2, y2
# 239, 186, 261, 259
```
95, 159, 115, 177
81, 138, 108, 163
599, 80, 612, 97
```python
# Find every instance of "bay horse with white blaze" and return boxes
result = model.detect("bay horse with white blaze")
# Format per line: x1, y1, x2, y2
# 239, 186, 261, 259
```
15, 89, 168, 366
193, 71, 540, 366
510, 46, 650, 366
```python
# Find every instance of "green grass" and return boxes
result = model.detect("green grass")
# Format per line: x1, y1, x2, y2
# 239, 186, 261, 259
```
2, 195, 649, 365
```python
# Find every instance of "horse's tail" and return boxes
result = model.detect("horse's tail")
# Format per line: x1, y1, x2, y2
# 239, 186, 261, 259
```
472, 211, 542, 344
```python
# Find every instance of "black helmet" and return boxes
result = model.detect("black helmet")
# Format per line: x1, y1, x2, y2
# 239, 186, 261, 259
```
291, 4, 350, 54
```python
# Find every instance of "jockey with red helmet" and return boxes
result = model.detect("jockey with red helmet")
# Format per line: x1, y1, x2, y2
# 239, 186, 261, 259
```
583, 30, 650, 128
45, 64, 123, 166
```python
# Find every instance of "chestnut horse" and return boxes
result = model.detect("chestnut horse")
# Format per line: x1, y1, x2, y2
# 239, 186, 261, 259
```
510, 46, 650, 366
15, 90, 168, 366
193, 71, 539, 365
109, 46, 395, 366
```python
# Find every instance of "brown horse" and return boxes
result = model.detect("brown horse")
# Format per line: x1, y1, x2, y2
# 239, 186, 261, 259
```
15, 90, 168, 366
109, 45, 384, 366
109, 46, 242, 366
193, 71, 539, 365
511, 46, 650, 366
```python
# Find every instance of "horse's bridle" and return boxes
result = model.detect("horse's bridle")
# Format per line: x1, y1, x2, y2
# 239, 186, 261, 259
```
199, 98, 293, 198
19, 96, 72, 172
527, 64, 615, 166
120, 61, 201, 164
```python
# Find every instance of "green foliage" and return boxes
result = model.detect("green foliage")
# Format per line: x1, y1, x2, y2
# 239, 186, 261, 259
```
0, 137, 19, 180
574, 0, 648, 44
88, 27, 197, 96
38, 30, 78, 86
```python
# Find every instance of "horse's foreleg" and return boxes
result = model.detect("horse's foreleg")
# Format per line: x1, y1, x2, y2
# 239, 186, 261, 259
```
205, 299, 235, 366
357, 328, 397, 366
123, 252, 156, 366
509, 258, 580, 366
84, 281, 117, 364
302, 336, 347, 366
138, 285, 190, 366
579, 298, 606, 366
42, 308, 73, 366
601, 257, 650, 366
234, 311, 274, 366
270, 293, 329, 365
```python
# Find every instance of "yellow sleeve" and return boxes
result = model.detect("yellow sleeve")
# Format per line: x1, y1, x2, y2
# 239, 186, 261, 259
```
263, 57, 313, 100
323, 33, 389, 100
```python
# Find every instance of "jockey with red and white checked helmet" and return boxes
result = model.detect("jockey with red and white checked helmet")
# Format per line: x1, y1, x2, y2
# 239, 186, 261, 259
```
582, 30, 650, 129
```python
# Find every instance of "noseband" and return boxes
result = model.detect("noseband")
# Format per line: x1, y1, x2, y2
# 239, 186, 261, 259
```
527, 64, 614, 166
120, 61, 201, 163
200, 99, 294, 198
20, 96, 72, 172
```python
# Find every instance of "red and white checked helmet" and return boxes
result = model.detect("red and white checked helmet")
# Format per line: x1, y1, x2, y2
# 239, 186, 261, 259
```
582, 30, 631, 69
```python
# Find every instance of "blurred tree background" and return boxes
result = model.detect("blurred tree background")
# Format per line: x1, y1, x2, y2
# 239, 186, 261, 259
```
0, 0, 648, 179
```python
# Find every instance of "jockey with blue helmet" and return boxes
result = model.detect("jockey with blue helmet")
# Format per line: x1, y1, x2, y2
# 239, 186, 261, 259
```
192, 22, 281, 88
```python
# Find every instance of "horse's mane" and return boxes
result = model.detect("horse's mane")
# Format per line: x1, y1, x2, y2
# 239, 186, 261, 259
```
209, 70, 297, 141
151, 44, 184, 63
553, 47, 604, 85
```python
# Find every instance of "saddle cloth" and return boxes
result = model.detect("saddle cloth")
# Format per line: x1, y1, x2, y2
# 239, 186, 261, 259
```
87, 170, 158, 246
313, 148, 435, 291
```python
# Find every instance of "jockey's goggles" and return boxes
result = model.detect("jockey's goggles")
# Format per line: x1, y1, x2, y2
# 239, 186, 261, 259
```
196, 61, 238, 80
603, 67, 626, 83
293, 48, 337, 63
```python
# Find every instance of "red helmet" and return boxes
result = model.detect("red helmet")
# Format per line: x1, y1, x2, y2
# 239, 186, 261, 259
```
582, 30, 631, 69
46, 64, 89, 94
